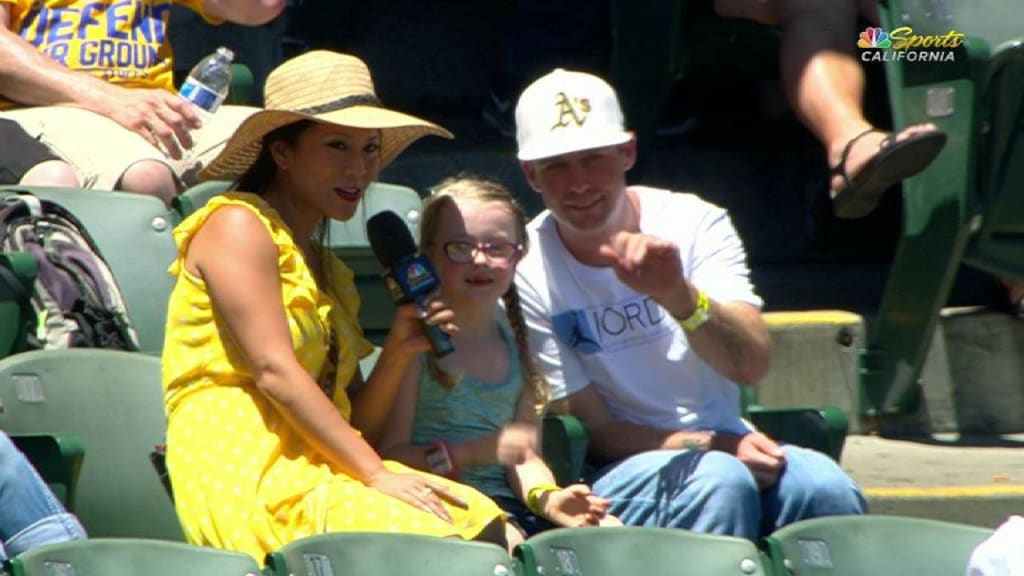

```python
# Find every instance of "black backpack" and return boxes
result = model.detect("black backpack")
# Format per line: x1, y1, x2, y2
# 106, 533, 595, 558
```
0, 194, 140, 351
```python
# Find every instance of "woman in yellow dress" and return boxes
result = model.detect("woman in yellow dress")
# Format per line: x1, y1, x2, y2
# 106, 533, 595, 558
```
161, 50, 507, 561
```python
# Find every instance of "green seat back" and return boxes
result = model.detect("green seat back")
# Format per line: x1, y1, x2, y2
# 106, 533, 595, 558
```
7, 538, 260, 576
227, 62, 255, 106
763, 515, 993, 576
171, 180, 232, 221
859, 1, 1024, 417
9, 433, 85, 511
541, 413, 590, 486
962, 40, 1024, 278
0, 186, 178, 355
0, 350, 182, 540
0, 253, 37, 359
515, 526, 768, 576
266, 532, 514, 576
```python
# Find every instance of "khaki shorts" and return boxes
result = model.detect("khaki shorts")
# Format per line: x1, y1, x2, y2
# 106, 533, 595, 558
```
0, 104, 259, 190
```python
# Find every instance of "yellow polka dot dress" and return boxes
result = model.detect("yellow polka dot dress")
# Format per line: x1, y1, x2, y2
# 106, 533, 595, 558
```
162, 193, 504, 561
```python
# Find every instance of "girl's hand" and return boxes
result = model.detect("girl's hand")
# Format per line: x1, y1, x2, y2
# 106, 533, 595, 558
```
496, 422, 538, 466
542, 484, 616, 527
366, 469, 467, 524
386, 295, 458, 357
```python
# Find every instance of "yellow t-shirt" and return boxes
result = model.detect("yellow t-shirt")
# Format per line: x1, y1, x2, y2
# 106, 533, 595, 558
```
162, 193, 503, 560
0, 0, 216, 108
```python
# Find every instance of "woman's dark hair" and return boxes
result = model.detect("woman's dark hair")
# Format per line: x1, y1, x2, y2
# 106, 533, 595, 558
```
235, 119, 316, 194
234, 119, 335, 297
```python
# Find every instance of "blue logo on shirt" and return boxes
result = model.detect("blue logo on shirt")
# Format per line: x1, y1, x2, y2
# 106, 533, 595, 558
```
553, 295, 673, 354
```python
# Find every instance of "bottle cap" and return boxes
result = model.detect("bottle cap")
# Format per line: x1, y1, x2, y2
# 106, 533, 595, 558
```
216, 46, 235, 62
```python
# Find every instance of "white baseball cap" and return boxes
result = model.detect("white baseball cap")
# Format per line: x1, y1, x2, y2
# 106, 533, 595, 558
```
515, 68, 633, 162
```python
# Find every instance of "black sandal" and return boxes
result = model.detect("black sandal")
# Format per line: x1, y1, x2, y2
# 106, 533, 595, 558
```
831, 127, 947, 219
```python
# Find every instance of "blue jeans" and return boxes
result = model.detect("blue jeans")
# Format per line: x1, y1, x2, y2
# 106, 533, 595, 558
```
588, 445, 867, 540
0, 433, 87, 559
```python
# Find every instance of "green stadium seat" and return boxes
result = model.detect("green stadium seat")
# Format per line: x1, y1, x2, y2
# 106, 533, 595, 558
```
0, 186, 178, 355
227, 62, 255, 106
265, 532, 514, 576
9, 433, 85, 511
762, 515, 993, 576
859, 0, 1024, 417
170, 180, 232, 222
541, 412, 590, 487
0, 349, 182, 540
0, 253, 37, 359
5, 538, 261, 576
515, 526, 769, 576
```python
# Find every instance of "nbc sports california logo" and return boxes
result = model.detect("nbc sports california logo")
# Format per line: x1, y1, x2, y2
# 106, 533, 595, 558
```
858, 26, 964, 62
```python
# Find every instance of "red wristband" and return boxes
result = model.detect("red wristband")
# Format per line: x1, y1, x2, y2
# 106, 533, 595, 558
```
425, 440, 459, 479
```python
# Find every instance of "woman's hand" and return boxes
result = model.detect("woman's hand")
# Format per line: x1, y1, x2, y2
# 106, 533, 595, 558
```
385, 295, 458, 357
541, 484, 618, 527
366, 469, 467, 524
496, 422, 538, 466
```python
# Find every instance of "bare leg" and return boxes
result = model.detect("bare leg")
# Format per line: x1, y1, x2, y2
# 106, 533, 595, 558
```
19, 160, 81, 187
116, 160, 180, 207
504, 523, 525, 553
713, 0, 939, 201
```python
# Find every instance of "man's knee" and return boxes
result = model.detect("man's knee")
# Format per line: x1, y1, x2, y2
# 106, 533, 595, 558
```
689, 451, 761, 502
777, 447, 867, 515
116, 160, 179, 206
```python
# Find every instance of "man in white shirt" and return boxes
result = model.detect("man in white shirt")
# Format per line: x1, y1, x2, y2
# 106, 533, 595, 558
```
512, 68, 865, 539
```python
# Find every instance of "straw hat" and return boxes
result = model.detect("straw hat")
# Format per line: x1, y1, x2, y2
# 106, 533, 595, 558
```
201, 50, 453, 181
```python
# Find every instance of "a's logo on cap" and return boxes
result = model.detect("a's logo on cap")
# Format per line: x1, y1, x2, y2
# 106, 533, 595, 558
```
551, 92, 591, 131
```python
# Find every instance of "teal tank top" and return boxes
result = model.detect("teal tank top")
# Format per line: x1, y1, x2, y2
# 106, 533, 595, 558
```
411, 315, 523, 500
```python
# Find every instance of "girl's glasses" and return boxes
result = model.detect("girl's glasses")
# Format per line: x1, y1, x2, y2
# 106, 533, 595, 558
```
442, 240, 523, 264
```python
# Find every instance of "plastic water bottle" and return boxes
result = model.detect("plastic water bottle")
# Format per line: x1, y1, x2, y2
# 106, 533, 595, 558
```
179, 46, 234, 115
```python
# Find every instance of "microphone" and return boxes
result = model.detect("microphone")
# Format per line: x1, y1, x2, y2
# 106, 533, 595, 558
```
366, 210, 454, 358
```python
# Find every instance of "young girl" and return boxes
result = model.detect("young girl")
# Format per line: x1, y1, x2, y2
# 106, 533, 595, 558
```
379, 175, 618, 546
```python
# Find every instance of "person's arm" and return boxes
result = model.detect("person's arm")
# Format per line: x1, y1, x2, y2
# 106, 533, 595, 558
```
202, 0, 285, 25
0, 8, 200, 159
597, 230, 771, 385
187, 206, 463, 519
374, 357, 427, 464
377, 358, 537, 474
567, 383, 784, 489
351, 298, 456, 445
505, 390, 614, 527
663, 277, 770, 386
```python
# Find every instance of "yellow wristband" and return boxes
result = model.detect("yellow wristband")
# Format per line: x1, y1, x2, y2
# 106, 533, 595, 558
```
677, 289, 710, 332
525, 483, 560, 516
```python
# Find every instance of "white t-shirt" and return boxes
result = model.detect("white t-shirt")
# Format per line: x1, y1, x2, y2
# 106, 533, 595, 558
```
515, 186, 762, 434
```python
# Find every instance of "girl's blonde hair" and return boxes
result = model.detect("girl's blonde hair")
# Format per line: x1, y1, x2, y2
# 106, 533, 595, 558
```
419, 174, 550, 415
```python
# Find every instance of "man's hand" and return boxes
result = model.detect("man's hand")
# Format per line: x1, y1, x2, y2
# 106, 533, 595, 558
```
597, 231, 696, 318
718, 432, 786, 490
103, 87, 202, 160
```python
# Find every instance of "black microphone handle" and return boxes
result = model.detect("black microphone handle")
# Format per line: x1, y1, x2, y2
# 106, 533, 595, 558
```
414, 292, 455, 358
